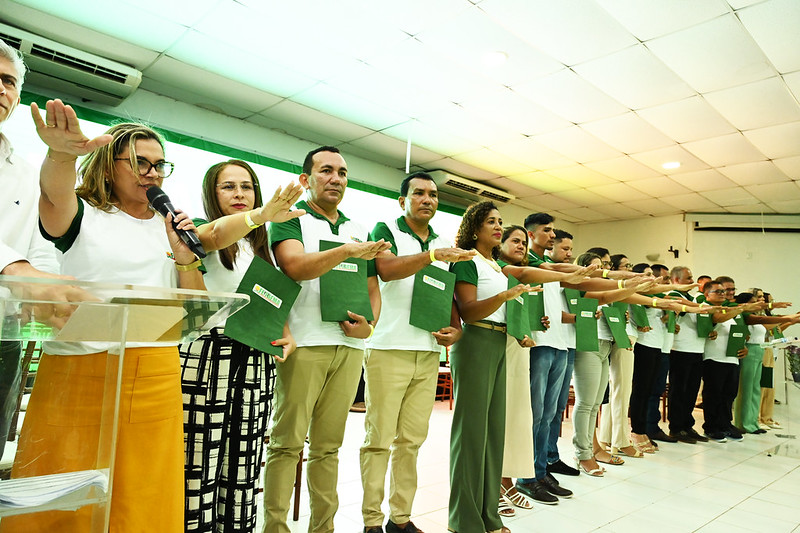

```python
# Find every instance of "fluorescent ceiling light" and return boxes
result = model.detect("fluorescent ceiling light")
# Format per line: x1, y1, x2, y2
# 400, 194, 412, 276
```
662, 161, 681, 169
481, 51, 508, 68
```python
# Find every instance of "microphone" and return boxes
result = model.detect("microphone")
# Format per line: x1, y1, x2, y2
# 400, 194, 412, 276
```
146, 186, 207, 258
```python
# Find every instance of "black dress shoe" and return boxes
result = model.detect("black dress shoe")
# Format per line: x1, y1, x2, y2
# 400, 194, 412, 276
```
365, 527, 384, 533
751, 428, 767, 435
687, 429, 709, 442
386, 520, 422, 533
671, 430, 697, 444
649, 429, 678, 443
515, 480, 558, 505
542, 473, 573, 498
546, 459, 580, 476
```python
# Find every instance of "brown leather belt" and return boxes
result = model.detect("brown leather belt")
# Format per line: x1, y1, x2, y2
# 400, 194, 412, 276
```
468, 320, 507, 334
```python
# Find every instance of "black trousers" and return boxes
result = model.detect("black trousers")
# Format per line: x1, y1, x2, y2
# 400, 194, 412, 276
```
702, 359, 740, 434
668, 350, 703, 433
630, 343, 662, 434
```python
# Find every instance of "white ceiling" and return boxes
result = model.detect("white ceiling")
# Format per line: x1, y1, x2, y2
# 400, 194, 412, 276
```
2, 0, 800, 224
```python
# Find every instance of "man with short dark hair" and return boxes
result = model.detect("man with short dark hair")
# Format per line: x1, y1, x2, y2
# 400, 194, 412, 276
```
360, 172, 472, 533
264, 146, 391, 533
549, 229, 573, 264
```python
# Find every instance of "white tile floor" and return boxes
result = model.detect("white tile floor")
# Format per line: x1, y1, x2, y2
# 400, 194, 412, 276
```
263, 383, 800, 533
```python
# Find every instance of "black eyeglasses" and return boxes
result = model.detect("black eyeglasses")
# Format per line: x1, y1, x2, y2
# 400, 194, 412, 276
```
115, 157, 175, 178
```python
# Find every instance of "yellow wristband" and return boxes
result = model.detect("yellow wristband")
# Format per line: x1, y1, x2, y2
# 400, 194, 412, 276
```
430, 248, 437, 263
175, 257, 202, 271
653, 298, 658, 307
244, 211, 262, 229
367, 323, 375, 338
618, 280, 624, 289
602, 269, 609, 278
682, 305, 687, 313
769, 302, 773, 309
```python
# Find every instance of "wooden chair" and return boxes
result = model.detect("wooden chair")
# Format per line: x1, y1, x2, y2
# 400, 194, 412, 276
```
261, 436, 307, 522
436, 347, 453, 410
7, 341, 41, 443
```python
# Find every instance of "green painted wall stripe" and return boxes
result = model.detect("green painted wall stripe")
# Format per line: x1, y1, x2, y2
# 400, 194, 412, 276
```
21, 91, 464, 216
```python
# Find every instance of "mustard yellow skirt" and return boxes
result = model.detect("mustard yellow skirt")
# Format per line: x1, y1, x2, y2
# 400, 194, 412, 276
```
1, 347, 184, 533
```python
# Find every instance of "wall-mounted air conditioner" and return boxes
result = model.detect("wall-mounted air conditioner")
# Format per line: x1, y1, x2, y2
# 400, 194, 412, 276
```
0, 22, 142, 106
427, 169, 515, 207
685, 213, 800, 232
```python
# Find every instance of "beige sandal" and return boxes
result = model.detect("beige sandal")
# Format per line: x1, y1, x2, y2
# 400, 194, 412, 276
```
501, 484, 533, 509
631, 433, 657, 454
612, 445, 644, 458
498, 493, 515, 517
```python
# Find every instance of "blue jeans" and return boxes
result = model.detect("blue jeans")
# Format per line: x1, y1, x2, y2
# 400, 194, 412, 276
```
646, 351, 670, 435
519, 346, 567, 482
547, 348, 574, 465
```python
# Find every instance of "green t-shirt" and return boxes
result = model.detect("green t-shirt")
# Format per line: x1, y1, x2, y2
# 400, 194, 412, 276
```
370, 217, 438, 255
451, 260, 478, 285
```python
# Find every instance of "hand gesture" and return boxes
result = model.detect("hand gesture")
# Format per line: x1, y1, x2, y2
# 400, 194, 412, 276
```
770, 301, 792, 309
257, 183, 306, 223
270, 332, 297, 363
431, 248, 477, 263
347, 239, 392, 260
563, 264, 596, 284
502, 283, 537, 302
31, 100, 112, 156
517, 335, 535, 348
432, 326, 462, 347
672, 282, 698, 292
339, 310, 372, 339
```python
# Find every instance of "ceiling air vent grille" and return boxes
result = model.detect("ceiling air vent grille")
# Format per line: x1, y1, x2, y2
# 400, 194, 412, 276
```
0, 32, 23, 49
444, 179, 481, 195
30, 44, 129, 84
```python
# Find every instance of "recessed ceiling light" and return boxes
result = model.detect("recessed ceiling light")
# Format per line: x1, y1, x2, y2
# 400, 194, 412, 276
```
662, 161, 681, 170
481, 51, 508, 68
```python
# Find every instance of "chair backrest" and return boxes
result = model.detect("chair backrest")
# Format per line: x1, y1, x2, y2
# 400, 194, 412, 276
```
6, 341, 41, 442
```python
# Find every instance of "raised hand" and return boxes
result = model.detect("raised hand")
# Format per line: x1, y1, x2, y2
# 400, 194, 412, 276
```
564, 264, 597, 284
257, 183, 306, 223
431, 248, 477, 263
347, 239, 392, 260
31, 99, 113, 155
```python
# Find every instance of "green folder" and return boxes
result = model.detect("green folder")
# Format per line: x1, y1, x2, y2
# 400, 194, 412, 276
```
630, 304, 650, 328
760, 365, 774, 388
528, 283, 546, 331
666, 311, 677, 333
563, 288, 581, 313
602, 306, 631, 348
225, 256, 302, 356
318, 240, 374, 322
726, 323, 749, 357
696, 313, 714, 338
409, 264, 456, 333
773, 326, 785, 339
505, 274, 531, 341
575, 297, 599, 352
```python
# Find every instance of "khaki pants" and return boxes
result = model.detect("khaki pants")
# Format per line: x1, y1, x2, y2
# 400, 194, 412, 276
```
360, 348, 439, 526
262, 345, 363, 533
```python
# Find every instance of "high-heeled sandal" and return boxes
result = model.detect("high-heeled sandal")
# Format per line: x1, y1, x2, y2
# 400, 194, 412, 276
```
631, 433, 657, 454
575, 457, 605, 477
498, 493, 515, 517
501, 484, 533, 509
612, 445, 643, 458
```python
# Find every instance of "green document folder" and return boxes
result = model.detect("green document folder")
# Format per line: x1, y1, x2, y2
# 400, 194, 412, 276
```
409, 264, 456, 333
528, 284, 546, 331
225, 256, 302, 356
666, 311, 677, 333
760, 365, 774, 388
575, 297, 599, 352
602, 306, 631, 348
563, 288, 581, 314
726, 323, 749, 357
318, 240, 374, 322
696, 314, 714, 338
505, 274, 531, 341
773, 326, 785, 339
630, 304, 650, 328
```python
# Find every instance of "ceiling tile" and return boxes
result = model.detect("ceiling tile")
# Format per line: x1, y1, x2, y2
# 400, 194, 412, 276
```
526, 193, 580, 210
738, 0, 800, 74
360, 0, 470, 36
717, 161, 791, 186
700, 187, 761, 206
743, 181, 800, 203
415, 104, 522, 147
630, 145, 710, 174
573, 44, 695, 109
586, 182, 651, 202
480, 0, 637, 65
743, 122, 800, 160
245, 113, 345, 147
422, 158, 499, 181
382, 122, 482, 158
785, 71, 800, 103
637, 96, 737, 143
554, 188, 614, 207
626, 176, 692, 197
511, 172, 579, 194
513, 68, 629, 124
413, 6, 564, 87
291, 83, 409, 131
682, 133, 767, 167
254, 100, 374, 143
533, 126, 624, 163
669, 169, 739, 192
585, 156, 663, 181
703, 77, 800, 131
597, 0, 730, 40
659, 192, 721, 211
558, 207, 610, 222
486, 177, 545, 198
769, 196, 800, 213
544, 165, 618, 188
344, 133, 444, 169
591, 202, 646, 219
455, 148, 535, 176
772, 156, 800, 180
624, 198, 681, 215
646, 14, 775, 93
140, 78, 272, 119
581, 112, 675, 154
461, 88, 573, 137
488, 137, 576, 171
724, 203, 776, 214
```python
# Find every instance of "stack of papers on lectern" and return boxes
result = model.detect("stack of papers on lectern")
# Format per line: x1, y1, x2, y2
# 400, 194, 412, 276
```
0, 470, 108, 507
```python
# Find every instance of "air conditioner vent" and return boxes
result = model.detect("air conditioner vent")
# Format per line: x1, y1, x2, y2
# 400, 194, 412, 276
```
444, 179, 480, 195
479, 190, 512, 202
0, 32, 22, 49
428, 170, 515, 205
30, 44, 129, 84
